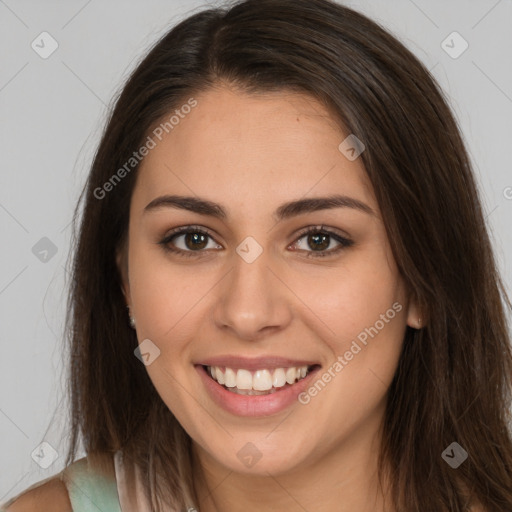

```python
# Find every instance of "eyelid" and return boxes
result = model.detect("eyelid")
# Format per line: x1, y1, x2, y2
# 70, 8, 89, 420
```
163, 224, 216, 239
292, 224, 351, 243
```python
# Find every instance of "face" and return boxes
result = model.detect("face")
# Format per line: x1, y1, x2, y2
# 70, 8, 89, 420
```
117, 86, 420, 477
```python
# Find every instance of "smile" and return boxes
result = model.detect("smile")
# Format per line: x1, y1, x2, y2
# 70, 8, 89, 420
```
204, 365, 312, 395
196, 359, 321, 416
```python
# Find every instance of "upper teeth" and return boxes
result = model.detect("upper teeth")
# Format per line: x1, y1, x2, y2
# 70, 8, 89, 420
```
207, 365, 309, 391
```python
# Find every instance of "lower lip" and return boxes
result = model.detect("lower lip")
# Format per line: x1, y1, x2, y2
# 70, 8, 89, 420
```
195, 365, 320, 417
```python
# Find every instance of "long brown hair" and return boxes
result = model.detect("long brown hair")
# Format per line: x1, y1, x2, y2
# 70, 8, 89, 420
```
64, 0, 512, 510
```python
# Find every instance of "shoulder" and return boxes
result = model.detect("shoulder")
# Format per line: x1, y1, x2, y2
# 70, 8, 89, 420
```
3, 452, 117, 512
4, 477, 72, 512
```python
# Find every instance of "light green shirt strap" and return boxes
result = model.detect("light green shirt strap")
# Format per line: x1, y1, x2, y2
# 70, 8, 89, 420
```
61, 457, 122, 512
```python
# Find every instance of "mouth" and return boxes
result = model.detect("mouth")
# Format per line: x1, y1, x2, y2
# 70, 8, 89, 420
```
203, 364, 319, 396
195, 358, 322, 416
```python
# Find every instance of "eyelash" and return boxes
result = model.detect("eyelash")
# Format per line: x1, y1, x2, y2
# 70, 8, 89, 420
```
158, 224, 353, 259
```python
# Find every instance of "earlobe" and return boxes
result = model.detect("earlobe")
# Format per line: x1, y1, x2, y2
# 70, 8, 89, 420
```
406, 298, 426, 330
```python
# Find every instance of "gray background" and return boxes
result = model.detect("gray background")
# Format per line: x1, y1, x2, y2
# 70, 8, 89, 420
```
1, 0, 511, 503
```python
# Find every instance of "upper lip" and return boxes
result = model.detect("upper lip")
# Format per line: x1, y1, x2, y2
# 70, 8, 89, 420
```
196, 355, 320, 371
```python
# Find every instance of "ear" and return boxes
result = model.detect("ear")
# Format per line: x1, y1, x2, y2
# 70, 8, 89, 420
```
405, 295, 426, 330
116, 245, 131, 307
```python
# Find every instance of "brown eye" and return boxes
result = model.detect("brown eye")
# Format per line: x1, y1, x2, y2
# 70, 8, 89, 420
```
305, 233, 330, 251
181, 232, 209, 250
290, 226, 353, 258
158, 226, 222, 257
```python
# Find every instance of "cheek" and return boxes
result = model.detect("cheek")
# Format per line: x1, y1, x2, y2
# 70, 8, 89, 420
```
291, 252, 404, 349
324, 277, 406, 400
127, 245, 200, 413
128, 242, 198, 338
296, 266, 406, 435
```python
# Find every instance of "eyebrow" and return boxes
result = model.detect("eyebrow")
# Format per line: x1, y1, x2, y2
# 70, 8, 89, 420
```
143, 194, 375, 220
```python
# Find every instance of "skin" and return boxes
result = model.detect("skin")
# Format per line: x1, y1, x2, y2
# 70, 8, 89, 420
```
4, 479, 72, 512
117, 85, 421, 512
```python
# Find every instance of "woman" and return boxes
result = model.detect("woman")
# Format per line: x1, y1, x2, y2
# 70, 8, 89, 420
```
3, 0, 512, 510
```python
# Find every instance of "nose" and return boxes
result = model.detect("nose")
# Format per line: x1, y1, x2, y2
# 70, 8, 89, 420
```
213, 248, 293, 341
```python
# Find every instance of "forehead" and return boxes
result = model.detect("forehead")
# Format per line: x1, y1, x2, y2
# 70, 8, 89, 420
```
133, 86, 376, 215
